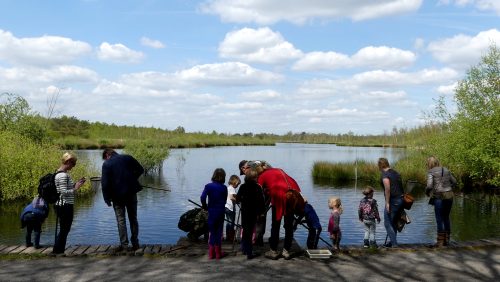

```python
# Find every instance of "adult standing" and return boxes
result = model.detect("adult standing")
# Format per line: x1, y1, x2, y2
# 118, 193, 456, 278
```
378, 157, 404, 248
257, 163, 301, 260
426, 156, 457, 246
101, 148, 144, 251
52, 152, 86, 254
201, 168, 228, 259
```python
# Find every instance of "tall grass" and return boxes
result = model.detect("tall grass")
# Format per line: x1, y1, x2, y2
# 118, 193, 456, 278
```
312, 150, 429, 191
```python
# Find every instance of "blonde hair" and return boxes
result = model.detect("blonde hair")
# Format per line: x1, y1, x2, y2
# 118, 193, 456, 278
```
328, 197, 343, 214
61, 152, 77, 164
427, 156, 440, 170
228, 175, 241, 187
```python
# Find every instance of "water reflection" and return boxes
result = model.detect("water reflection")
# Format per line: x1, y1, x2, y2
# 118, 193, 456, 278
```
1, 144, 498, 248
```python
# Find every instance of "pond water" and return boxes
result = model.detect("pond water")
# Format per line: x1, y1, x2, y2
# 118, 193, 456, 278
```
1, 143, 498, 248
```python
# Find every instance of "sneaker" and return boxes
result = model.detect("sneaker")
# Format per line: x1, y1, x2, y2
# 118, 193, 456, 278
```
363, 239, 369, 248
264, 249, 281, 260
282, 249, 291, 260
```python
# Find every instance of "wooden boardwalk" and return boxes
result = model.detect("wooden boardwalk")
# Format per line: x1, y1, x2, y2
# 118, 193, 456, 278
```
1, 237, 499, 258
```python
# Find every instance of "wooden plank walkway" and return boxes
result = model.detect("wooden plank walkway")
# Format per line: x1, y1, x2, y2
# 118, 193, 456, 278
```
0, 237, 499, 258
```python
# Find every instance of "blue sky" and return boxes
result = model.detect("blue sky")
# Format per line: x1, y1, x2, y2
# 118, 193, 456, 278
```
0, 0, 498, 134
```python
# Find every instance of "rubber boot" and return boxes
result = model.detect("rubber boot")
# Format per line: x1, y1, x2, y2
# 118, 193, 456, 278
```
215, 245, 224, 260
370, 240, 378, 248
208, 244, 215, 259
435, 232, 445, 247
363, 239, 369, 248
25, 232, 33, 248
444, 232, 451, 246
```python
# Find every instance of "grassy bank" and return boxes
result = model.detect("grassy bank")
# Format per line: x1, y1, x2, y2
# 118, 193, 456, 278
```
312, 151, 429, 191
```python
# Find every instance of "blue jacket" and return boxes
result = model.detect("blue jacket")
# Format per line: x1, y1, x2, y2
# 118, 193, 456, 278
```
20, 198, 49, 226
304, 203, 321, 230
101, 153, 144, 205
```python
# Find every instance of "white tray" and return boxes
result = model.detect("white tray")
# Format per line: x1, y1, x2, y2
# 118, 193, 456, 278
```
306, 249, 332, 259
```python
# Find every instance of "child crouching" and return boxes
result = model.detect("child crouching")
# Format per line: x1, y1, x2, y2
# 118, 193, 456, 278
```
20, 196, 49, 248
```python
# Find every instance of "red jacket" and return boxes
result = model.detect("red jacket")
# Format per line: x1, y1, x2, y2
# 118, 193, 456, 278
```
258, 168, 301, 220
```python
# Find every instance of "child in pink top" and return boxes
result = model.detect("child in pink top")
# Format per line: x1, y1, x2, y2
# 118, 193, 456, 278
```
328, 197, 343, 251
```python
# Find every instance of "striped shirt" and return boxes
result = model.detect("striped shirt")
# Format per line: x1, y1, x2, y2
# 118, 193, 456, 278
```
55, 172, 75, 205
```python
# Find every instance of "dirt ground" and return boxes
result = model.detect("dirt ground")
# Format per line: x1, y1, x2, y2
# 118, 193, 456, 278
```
1, 246, 499, 281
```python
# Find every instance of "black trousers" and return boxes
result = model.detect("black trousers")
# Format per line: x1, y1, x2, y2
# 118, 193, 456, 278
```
269, 206, 294, 251
53, 204, 73, 254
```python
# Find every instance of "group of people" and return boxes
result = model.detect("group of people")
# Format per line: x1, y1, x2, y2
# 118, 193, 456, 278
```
20, 149, 144, 254
19, 150, 457, 257
198, 156, 458, 260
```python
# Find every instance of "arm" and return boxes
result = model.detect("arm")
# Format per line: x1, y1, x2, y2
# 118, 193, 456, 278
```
383, 177, 391, 212
373, 201, 381, 222
55, 173, 75, 197
358, 202, 363, 222
200, 186, 208, 210
426, 173, 434, 196
101, 163, 112, 206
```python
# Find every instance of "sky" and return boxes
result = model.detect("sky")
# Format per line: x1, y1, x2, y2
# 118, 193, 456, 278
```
0, 0, 499, 135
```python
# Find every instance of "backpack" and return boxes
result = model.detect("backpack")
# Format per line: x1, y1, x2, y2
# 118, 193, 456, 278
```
359, 199, 373, 219
38, 171, 63, 204
178, 207, 208, 241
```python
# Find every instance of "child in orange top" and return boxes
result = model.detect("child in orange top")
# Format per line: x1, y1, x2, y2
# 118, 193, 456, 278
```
328, 197, 343, 251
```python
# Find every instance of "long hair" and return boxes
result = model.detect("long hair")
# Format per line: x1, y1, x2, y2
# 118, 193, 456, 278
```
286, 190, 305, 216
426, 156, 440, 170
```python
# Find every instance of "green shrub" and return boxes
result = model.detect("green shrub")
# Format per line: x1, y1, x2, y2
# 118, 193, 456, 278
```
124, 140, 170, 175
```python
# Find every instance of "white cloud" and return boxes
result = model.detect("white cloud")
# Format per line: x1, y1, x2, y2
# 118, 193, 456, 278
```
427, 29, 500, 68
293, 46, 416, 71
352, 68, 459, 87
140, 37, 165, 49
200, 0, 423, 25
436, 83, 458, 96
219, 27, 302, 64
0, 29, 92, 66
0, 65, 98, 87
97, 42, 144, 63
438, 0, 500, 15
240, 89, 281, 100
216, 102, 263, 110
176, 62, 283, 86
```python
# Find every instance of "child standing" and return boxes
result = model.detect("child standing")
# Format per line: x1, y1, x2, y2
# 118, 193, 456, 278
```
358, 187, 381, 248
328, 197, 343, 251
225, 175, 241, 241
236, 169, 265, 259
201, 168, 228, 260
20, 196, 49, 248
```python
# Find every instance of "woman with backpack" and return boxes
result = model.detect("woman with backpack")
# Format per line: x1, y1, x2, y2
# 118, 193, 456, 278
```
52, 152, 86, 254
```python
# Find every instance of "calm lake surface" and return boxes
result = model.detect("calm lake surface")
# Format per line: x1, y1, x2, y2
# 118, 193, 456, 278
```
1, 143, 499, 248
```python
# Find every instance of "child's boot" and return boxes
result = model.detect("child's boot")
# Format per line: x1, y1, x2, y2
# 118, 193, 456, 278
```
369, 240, 378, 248
215, 245, 224, 260
208, 244, 215, 259
363, 239, 369, 248
444, 232, 451, 246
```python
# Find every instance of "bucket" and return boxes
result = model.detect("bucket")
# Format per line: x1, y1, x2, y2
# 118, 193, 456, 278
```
90, 176, 101, 191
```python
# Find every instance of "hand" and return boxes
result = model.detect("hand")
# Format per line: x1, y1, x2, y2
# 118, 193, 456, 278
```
385, 203, 390, 212
75, 178, 86, 190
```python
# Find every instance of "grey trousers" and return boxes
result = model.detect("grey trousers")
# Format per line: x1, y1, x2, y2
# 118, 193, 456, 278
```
363, 219, 376, 241
113, 194, 139, 247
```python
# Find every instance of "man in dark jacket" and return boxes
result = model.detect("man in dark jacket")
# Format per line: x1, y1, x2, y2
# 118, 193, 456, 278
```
102, 148, 144, 251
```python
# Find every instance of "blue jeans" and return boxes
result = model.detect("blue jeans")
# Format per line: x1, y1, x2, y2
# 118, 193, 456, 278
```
384, 196, 403, 246
434, 198, 453, 233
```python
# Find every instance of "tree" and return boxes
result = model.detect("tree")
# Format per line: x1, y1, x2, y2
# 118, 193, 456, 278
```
433, 45, 499, 187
